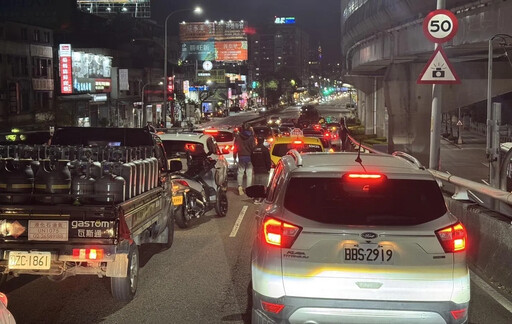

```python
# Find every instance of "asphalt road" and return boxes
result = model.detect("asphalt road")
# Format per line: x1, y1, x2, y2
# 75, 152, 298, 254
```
3, 99, 512, 324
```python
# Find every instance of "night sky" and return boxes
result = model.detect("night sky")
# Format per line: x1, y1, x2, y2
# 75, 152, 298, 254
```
152, 0, 341, 62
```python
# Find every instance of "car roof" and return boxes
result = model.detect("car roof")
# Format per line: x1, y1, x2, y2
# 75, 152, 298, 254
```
158, 132, 211, 143
282, 152, 432, 179
274, 136, 323, 146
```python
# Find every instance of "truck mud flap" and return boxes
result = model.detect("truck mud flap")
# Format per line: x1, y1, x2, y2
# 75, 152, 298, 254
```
106, 253, 129, 278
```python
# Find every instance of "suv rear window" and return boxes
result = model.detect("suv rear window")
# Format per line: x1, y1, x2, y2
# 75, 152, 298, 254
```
284, 177, 446, 226
253, 127, 272, 138
272, 143, 323, 157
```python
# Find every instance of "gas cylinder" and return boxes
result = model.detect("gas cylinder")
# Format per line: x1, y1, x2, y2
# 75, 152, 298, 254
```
0, 158, 34, 204
142, 157, 151, 192
71, 163, 95, 204
150, 156, 158, 187
133, 159, 144, 195
112, 162, 133, 200
94, 163, 126, 203
35, 159, 72, 204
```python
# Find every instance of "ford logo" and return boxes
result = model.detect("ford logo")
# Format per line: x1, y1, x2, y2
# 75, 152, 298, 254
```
361, 232, 378, 239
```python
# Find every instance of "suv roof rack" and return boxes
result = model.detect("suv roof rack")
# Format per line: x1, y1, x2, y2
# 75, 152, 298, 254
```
391, 151, 425, 170
286, 149, 303, 167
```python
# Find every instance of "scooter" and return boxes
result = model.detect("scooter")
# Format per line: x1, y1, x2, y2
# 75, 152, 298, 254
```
170, 154, 228, 229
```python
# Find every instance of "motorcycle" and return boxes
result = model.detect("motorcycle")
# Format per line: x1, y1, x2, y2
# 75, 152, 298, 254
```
169, 151, 228, 229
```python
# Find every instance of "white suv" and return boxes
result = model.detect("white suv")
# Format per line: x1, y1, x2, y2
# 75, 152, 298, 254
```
247, 151, 469, 324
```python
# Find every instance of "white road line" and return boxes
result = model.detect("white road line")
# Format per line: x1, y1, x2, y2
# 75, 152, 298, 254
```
229, 205, 248, 238
470, 270, 512, 313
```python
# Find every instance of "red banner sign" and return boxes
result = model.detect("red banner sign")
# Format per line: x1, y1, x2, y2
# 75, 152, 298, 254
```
59, 44, 73, 94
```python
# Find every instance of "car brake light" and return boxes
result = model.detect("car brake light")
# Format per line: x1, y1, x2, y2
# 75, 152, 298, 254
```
261, 301, 285, 314
184, 143, 196, 152
293, 140, 303, 145
323, 132, 331, 138
0, 293, 7, 307
267, 137, 274, 142
450, 308, 467, 320
347, 173, 383, 179
313, 124, 321, 130
436, 222, 467, 252
204, 129, 218, 134
263, 217, 301, 248
72, 248, 104, 260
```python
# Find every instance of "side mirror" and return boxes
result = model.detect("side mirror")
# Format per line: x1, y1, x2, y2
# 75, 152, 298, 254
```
245, 185, 266, 199
169, 159, 182, 172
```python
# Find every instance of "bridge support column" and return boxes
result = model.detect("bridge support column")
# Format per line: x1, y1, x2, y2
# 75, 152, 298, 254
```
384, 63, 432, 165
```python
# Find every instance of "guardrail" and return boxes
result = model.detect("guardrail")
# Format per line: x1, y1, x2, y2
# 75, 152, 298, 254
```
347, 134, 512, 217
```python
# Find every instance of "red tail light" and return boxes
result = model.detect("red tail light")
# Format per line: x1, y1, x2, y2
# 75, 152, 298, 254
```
313, 124, 321, 130
0, 293, 7, 307
263, 217, 301, 248
204, 129, 218, 134
184, 143, 196, 152
323, 132, 331, 138
261, 301, 285, 314
73, 248, 104, 260
346, 173, 383, 180
450, 308, 467, 320
293, 140, 303, 145
436, 222, 467, 253
268, 137, 274, 143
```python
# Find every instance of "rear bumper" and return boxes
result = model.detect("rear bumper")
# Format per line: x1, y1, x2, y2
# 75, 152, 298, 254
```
252, 291, 468, 324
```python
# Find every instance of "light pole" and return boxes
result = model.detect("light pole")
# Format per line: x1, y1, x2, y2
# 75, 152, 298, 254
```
164, 6, 202, 127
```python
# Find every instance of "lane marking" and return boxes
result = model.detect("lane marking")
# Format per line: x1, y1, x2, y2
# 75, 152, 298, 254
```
229, 205, 248, 238
470, 270, 512, 313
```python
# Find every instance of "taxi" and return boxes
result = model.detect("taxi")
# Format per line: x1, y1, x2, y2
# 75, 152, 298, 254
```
269, 128, 324, 166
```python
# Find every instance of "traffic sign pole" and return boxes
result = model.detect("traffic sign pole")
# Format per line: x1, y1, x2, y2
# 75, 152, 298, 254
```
429, 0, 446, 170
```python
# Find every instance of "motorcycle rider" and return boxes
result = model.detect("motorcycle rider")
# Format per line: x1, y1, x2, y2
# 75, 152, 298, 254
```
234, 124, 255, 195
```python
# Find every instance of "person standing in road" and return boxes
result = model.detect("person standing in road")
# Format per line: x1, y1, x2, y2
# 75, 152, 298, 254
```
340, 118, 350, 152
251, 137, 272, 203
234, 124, 255, 195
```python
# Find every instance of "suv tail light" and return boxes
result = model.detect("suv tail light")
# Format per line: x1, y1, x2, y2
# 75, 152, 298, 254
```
435, 222, 467, 253
450, 308, 467, 320
221, 145, 233, 154
261, 301, 285, 314
263, 216, 302, 248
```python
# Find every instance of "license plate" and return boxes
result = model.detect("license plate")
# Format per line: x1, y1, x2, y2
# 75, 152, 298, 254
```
343, 244, 394, 264
172, 195, 183, 206
8, 251, 51, 270
28, 220, 68, 241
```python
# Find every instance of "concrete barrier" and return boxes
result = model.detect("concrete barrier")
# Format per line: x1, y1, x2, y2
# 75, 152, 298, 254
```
445, 197, 512, 293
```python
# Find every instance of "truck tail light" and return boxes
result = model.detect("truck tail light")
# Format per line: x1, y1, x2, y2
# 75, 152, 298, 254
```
73, 248, 104, 260
436, 222, 467, 253
263, 216, 301, 248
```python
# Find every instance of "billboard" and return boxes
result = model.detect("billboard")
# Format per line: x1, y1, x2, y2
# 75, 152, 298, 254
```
181, 41, 216, 61
72, 51, 112, 93
215, 41, 248, 61
179, 21, 247, 42
77, 0, 150, 18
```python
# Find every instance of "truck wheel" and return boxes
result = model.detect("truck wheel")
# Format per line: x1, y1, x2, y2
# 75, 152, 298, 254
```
162, 210, 175, 249
174, 205, 190, 229
215, 187, 228, 217
111, 243, 139, 301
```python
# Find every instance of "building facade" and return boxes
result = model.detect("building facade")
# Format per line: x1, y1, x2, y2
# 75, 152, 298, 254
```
0, 20, 54, 130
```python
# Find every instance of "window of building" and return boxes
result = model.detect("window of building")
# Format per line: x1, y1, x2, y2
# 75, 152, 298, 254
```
21, 28, 27, 40
43, 31, 50, 43
32, 57, 52, 78
33, 29, 40, 42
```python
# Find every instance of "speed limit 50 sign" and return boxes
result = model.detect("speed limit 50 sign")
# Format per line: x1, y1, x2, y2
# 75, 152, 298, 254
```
423, 9, 458, 43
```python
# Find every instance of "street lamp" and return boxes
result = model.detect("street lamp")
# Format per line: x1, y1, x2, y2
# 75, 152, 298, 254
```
141, 81, 163, 127
164, 6, 202, 127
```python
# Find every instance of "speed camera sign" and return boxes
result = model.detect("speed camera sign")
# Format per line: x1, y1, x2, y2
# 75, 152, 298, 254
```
423, 9, 458, 43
